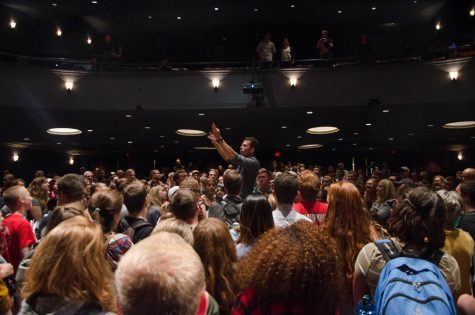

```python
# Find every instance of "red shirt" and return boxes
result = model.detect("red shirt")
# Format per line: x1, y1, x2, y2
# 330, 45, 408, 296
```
3, 213, 36, 271
293, 201, 328, 224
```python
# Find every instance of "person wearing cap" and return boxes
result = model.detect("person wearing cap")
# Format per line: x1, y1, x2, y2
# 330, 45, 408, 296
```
395, 166, 414, 185
208, 123, 260, 198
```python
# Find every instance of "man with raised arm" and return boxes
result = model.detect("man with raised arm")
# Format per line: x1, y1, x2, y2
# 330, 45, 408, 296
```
208, 123, 260, 198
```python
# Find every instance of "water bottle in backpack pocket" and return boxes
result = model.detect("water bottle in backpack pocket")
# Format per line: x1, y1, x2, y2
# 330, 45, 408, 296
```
373, 239, 456, 315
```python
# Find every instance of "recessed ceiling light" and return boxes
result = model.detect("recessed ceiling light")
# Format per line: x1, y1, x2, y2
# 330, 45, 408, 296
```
23, 138, 30, 141
225, 127, 231, 130
144, 126, 151, 129
281, 126, 287, 129
382, 109, 390, 113
125, 114, 132, 118
427, 124, 434, 127
56, 142, 61, 145
354, 132, 359, 135
353, 143, 358, 146
470, 136, 475, 139
337, 10, 342, 14
159, 135, 165, 138
408, 133, 414, 136
365, 123, 372, 126
214, 7, 219, 11
306, 126, 339, 135
175, 129, 207, 137
331, 148, 336, 151
87, 129, 93, 132
443, 121, 475, 129
148, 15, 152, 19
254, 8, 259, 12
369, 147, 374, 150
128, 141, 133, 144
110, 137, 115, 140
413, 0, 418, 3
372, 6, 377, 10
338, 138, 343, 141
194, 146, 216, 150
198, 113, 205, 116
52, 3, 58, 7
297, 136, 302, 139
174, 140, 179, 143
298, 144, 323, 149
388, 137, 394, 141
154, 150, 158, 153
160, 145, 165, 148
290, 4, 295, 8
285, 144, 291, 147
47, 128, 82, 135
91, 0, 98, 3
177, 16, 182, 20
306, 111, 313, 115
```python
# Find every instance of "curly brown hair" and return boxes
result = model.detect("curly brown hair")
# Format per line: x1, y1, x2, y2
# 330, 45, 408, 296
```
388, 186, 446, 249
324, 182, 373, 287
193, 218, 238, 314
237, 221, 344, 315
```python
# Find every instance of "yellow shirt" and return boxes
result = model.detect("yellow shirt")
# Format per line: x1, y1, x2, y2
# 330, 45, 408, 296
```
443, 229, 474, 295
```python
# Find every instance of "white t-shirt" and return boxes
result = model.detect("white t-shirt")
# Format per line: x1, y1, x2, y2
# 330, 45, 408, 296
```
272, 207, 312, 228
256, 41, 276, 62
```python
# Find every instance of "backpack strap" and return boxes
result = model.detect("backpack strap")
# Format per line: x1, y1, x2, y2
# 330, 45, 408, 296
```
130, 219, 152, 232
373, 239, 401, 262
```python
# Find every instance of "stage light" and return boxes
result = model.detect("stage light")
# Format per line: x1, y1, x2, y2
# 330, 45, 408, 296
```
9, 19, 16, 29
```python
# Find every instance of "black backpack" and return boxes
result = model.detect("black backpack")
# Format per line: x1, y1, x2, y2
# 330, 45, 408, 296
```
220, 200, 242, 228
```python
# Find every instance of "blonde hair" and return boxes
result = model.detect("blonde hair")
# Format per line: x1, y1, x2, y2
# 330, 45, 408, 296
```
28, 176, 48, 208
22, 216, 116, 312
147, 185, 166, 209
115, 232, 205, 315
152, 218, 194, 245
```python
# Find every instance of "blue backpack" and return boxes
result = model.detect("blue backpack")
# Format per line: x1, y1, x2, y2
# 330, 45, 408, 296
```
373, 239, 456, 315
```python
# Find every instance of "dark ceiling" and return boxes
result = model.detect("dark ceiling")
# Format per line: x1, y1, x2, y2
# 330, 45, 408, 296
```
1, 0, 475, 62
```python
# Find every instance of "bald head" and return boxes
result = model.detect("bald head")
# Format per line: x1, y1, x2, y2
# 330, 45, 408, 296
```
462, 168, 475, 183
115, 232, 205, 315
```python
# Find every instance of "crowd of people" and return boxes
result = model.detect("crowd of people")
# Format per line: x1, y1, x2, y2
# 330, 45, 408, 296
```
0, 124, 474, 314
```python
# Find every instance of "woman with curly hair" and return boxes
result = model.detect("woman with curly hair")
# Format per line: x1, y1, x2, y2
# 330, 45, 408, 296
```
146, 184, 167, 226
324, 181, 376, 312
232, 221, 344, 314
20, 216, 116, 314
236, 194, 274, 259
353, 186, 461, 303
27, 177, 49, 233
193, 218, 238, 314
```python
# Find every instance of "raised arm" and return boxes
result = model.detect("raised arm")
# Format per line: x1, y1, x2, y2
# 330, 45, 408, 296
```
208, 123, 238, 162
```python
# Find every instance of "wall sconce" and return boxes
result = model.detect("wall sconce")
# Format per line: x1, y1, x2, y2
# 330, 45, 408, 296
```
9, 19, 16, 29
449, 71, 458, 81
56, 28, 62, 37
212, 79, 220, 91
65, 81, 74, 92
470, 8, 474, 16
86, 37, 92, 45
69, 156, 75, 165
289, 78, 297, 89
435, 22, 441, 30
12, 152, 19, 162
458, 152, 463, 161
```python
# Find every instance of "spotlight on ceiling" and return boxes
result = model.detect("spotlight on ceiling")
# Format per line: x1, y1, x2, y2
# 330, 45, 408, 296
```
9, 19, 16, 29
56, 28, 62, 37
443, 121, 475, 129
306, 126, 339, 135
12, 152, 19, 162
47, 128, 82, 135
65, 81, 74, 92
289, 78, 297, 89
449, 71, 458, 81
212, 79, 220, 91
175, 129, 207, 137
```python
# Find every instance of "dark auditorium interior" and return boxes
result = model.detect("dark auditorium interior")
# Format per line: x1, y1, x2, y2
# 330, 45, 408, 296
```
0, 0, 474, 178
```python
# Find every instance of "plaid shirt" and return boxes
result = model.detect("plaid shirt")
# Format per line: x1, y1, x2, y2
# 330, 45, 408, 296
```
231, 288, 306, 315
106, 233, 132, 267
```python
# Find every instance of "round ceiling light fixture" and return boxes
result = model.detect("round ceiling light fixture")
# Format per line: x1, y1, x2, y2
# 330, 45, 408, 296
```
194, 146, 216, 150
443, 121, 475, 129
47, 128, 82, 135
175, 129, 207, 137
298, 144, 323, 150
306, 126, 339, 135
